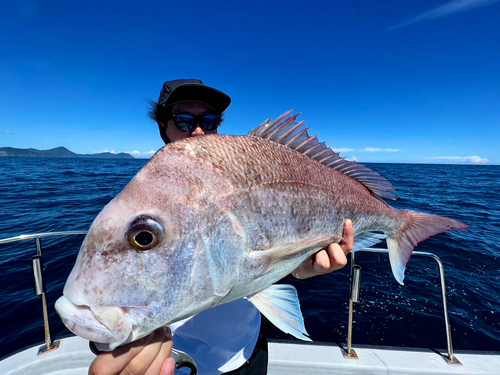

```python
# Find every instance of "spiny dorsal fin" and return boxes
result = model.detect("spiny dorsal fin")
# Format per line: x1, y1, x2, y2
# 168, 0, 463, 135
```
248, 110, 396, 200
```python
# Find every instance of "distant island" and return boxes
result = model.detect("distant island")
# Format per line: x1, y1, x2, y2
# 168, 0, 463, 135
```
0, 146, 134, 159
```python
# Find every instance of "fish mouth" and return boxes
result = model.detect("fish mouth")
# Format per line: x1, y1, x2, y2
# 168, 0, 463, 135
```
55, 296, 140, 350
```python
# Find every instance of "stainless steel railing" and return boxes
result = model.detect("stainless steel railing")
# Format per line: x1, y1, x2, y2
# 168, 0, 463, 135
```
343, 248, 462, 365
1, 231, 200, 373
1, 232, 461, 368
0, 231, 87, 354
0, 231, 88, 245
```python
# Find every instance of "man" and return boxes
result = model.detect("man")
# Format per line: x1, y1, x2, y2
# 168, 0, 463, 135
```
89, 79, 354, 375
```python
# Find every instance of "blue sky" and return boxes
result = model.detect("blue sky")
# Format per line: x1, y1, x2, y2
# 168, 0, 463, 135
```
1, 0, 499, 163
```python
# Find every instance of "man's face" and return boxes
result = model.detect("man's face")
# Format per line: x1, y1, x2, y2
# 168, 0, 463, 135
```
164, 102, 219, 143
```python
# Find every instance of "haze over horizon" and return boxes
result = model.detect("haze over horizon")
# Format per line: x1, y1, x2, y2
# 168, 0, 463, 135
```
1, 0, 498, 164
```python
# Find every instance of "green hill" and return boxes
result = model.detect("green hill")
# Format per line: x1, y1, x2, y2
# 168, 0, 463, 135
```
0, 146, 134, 159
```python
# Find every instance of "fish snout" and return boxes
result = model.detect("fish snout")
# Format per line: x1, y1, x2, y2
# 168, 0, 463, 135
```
55, 296, 133, 349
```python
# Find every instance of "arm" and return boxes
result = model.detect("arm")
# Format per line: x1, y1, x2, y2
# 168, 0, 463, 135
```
292, 219, 354, 279
88, 327, 175, 375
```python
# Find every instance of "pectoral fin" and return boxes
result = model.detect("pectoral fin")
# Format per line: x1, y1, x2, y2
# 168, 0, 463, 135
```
250, 235, 340, 272
247, 284, 311, 341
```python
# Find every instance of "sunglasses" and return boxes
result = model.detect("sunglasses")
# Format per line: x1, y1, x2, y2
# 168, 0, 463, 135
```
171, 113, 222, 132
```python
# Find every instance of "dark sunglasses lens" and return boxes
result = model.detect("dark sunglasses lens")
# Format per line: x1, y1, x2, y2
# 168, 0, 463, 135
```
202, 115, 221, 131
174, 114, 195, 131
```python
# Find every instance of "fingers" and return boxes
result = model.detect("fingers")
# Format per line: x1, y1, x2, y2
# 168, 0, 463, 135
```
143, 328, 174, 375
311, 219, 354, 274
291, 219, 355, 279
160, 358, 176, 375
88, 327, 173, 375
295, 244, 346, 278
316, 219, 354, 270
312, 249, 330, 271
340, 219, 354, 255
89, 333, 154, 375
317, 243, 347, 273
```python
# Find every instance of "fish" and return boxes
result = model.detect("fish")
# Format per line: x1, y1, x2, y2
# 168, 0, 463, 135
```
55, 110, 468, 350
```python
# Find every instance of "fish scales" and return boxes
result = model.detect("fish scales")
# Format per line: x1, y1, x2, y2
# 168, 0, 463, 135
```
55, 111, 468, 349
168, 134, 398, 251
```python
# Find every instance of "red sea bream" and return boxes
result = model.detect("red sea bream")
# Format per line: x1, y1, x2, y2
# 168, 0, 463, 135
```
55, 111, 468, 349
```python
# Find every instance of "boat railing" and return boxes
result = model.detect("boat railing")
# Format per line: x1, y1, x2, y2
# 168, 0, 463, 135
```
1, 232, 462, 367
1, 231, 200, 374
0, 231, 87, 354
343, 248, 462, 365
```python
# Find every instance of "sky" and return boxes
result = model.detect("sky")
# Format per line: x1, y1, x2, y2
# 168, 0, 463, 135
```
1, 0, 499, 164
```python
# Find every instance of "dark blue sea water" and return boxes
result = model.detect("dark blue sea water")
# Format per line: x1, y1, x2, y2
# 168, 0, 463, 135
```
0, 157, 499, 360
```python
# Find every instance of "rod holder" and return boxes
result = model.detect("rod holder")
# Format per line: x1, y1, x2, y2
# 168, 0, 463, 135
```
350, 265, 362, 303
31, 255, 45, 295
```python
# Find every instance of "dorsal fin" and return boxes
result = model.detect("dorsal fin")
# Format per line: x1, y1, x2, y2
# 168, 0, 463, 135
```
248, 110, 396, 201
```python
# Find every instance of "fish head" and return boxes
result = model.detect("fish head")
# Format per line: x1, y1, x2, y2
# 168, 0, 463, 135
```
55, 144, 242, 349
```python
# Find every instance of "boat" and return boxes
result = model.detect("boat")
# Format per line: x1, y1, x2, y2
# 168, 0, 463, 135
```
1, 231, 499, 374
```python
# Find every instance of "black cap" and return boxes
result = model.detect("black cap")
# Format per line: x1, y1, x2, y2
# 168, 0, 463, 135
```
158, 79, 231, 114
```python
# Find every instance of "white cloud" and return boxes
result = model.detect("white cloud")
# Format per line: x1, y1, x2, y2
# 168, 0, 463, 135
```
386, 0, 497, 31
333, 147, 356, 152
359, 147, 400, 152
103, 149, 116, 154
429, 156, 490, 163
0, 131, 15, 135
127, 150, 157, 159
332, 147, 399, 153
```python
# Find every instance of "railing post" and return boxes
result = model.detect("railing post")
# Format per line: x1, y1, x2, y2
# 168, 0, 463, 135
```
31, 237, 60, 354
341, 248, 462, 365
434, 255, 462, 365
343, 253, 361, 359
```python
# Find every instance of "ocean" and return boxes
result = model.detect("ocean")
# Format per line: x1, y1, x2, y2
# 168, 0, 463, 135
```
0, 157, 499, 360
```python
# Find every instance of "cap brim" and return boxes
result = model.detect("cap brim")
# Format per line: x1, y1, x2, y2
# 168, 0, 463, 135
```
164, 84, 231, 114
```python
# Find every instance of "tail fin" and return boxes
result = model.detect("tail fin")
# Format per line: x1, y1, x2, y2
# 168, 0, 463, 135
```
386, 210, 468, 285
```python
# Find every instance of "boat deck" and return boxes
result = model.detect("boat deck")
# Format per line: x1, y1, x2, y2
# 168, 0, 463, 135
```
2, 336, 500, 375
268, 340, 500, 374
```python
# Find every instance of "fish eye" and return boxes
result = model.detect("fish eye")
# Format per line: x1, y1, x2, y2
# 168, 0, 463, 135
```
126, 215, 164, 251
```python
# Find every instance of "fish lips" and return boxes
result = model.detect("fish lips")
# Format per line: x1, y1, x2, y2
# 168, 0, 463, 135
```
55, 296, 134, 350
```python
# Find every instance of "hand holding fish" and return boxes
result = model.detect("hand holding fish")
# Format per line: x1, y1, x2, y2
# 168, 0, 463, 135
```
292, 220, 354, 279
88, 327, 175, 375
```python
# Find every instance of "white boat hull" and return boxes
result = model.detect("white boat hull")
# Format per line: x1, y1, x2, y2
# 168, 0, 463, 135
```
268, 340, 500, 375
2, 336, 500, 375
